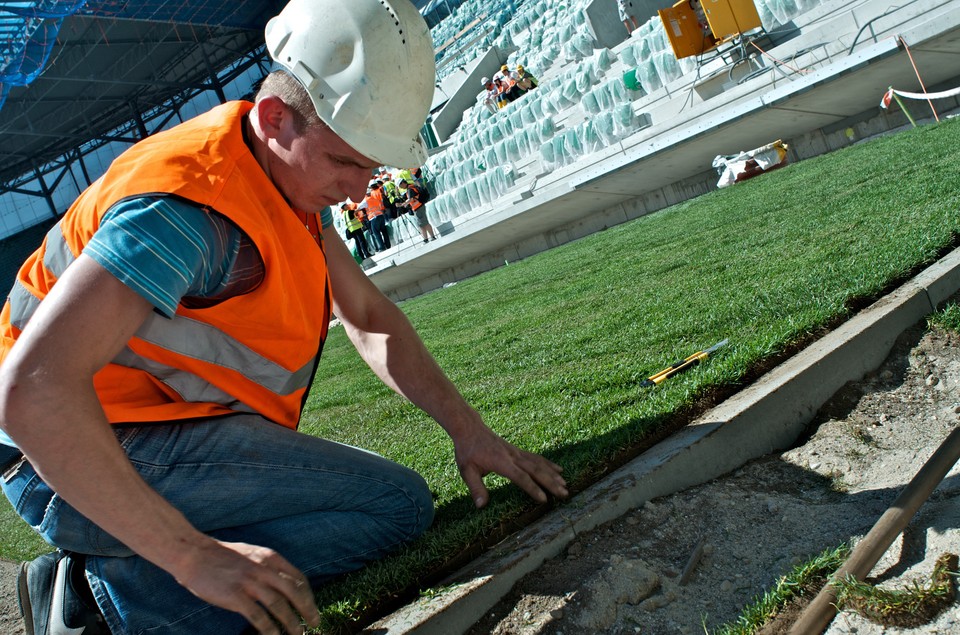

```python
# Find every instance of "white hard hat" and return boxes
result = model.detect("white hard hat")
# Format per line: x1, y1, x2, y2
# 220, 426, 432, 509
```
481, 76, 490, 85
265, 0, 436, 168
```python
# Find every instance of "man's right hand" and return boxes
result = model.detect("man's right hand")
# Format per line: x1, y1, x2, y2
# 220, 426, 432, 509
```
175, 539, 321, 635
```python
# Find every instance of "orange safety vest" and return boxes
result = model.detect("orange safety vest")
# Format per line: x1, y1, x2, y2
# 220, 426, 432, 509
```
364, 188, 386, 217
405, 185, 423, 211
0, 101, 331, 429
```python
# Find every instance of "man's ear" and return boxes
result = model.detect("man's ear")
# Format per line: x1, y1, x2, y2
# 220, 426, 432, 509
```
254, 95, 288, 140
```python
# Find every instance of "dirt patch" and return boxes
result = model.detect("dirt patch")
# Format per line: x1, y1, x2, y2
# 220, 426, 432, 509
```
0, 559, 23, 635
468, 322, 960, 635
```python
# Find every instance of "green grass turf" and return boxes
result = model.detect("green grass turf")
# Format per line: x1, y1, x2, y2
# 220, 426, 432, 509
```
929, 299, 960, 331
1, 118, 958, 631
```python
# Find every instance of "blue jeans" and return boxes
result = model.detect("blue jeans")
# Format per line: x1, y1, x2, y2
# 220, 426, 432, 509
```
1, 414, 435, 634
368, 215, 389, 250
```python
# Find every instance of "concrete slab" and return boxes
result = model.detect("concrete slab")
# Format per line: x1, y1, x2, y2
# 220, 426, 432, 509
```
364, 245, 960, 635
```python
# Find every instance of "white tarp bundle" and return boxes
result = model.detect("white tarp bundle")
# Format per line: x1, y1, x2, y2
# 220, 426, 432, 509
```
712, 140, 789, 188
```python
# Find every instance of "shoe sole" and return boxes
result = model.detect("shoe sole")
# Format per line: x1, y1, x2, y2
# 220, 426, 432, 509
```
17, 561, 35, 635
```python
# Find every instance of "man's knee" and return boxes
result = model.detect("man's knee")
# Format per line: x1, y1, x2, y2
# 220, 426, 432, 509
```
399, 469, 435, 540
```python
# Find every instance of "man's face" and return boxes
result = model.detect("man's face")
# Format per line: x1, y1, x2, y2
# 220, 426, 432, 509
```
268, 110, 380, 212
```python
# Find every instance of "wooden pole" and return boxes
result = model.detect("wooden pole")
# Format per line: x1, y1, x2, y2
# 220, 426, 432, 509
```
788, 426, 960, 635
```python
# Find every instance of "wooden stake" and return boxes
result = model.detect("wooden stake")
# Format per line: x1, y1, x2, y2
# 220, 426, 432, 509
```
788, 426, 960, 635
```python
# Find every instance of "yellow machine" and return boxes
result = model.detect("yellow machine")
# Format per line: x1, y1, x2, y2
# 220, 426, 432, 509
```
659, 0, 762, 59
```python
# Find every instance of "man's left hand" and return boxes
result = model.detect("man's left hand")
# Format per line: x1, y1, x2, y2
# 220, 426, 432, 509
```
453, 424, 568, 508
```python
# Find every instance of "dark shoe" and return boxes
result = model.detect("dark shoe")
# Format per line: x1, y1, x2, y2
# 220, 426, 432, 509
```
18, 550, 109, 634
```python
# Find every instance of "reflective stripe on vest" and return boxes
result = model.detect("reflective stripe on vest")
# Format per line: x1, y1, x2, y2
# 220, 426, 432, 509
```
43, 222, 75, 276
8, 221, 77, 331
6, 221, 316, 403
111, 346, 255, 412
132, 312, 316, 397
6, 282, 37, 332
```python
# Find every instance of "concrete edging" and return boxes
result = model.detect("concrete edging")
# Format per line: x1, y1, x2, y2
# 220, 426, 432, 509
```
366, 246, 960, 634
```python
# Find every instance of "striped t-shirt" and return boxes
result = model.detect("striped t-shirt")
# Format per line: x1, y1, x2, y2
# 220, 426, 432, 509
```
83, 196, 332, 317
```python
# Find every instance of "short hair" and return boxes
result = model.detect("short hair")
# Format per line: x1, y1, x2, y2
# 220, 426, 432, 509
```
255, 70, 323, 133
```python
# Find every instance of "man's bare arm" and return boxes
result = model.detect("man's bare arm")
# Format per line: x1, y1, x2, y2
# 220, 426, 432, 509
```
324, 232, 568, 507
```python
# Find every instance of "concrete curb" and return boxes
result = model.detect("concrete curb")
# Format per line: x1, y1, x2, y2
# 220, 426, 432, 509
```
366, 246, 960, 635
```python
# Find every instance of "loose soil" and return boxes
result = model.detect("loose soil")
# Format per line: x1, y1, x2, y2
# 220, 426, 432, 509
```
0, 321, 957, 634
468, 321, 960, 635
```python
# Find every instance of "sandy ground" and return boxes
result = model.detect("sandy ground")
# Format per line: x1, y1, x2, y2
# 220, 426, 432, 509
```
0, 322, 957, 634
0, 558, 23, 634
467, 320, 960, 634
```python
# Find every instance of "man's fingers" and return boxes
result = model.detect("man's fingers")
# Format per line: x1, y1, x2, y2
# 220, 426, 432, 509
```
506, 451, 568, 502
262, 595, 302, 635
455, 430, 568, 506
508, 466, 549, 503
276, 569, 321, 628
239, 600, 280, 635
248, 574, 311, 635
459, 463, 490, 508
523, 453, 568, 498
540, 456, 564, 473
237, 548, 319, 634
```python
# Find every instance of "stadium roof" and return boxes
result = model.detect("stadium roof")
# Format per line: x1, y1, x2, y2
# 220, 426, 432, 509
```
0, 0, 445, 197
0, 1, 284, 190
